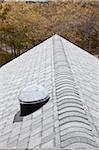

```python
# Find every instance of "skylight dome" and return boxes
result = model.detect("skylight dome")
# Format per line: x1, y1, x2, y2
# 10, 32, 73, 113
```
18, 84, 49, 116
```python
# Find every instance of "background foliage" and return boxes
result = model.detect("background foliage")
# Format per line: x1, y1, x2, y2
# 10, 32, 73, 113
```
0, 1, 99, 65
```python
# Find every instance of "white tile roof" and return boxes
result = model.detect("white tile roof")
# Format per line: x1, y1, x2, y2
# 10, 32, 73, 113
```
0, 34, 99, 150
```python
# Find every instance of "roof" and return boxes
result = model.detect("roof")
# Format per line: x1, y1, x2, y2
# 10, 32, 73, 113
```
0, 34, 99, 150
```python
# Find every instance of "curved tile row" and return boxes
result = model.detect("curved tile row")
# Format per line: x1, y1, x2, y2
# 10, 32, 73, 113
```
60, 122, 92, 131
58, 100, 83, 107
61, 132, 96, 142
60, 126, 93, 136
53, 37, 97, 149
58, 107, 86, 115
58, 111, 88, 120
61, 136, 97, 148
66, 143, 97, 150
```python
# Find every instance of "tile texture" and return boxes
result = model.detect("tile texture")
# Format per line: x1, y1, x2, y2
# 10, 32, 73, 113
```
0, 34, 98, 150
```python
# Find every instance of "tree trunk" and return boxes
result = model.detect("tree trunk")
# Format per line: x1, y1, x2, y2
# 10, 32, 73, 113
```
13, 44, 17, 57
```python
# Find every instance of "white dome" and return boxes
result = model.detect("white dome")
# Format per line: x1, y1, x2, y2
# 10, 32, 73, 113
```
18, 84, 49, 103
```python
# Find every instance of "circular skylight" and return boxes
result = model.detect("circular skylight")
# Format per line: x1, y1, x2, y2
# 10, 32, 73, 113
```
18, 84, 49, 104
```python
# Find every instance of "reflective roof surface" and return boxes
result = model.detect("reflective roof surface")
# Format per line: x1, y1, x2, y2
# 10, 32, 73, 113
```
0, 35, 99, 150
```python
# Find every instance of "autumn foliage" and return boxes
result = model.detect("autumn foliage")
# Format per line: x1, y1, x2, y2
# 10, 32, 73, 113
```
0, 1, 99, 65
